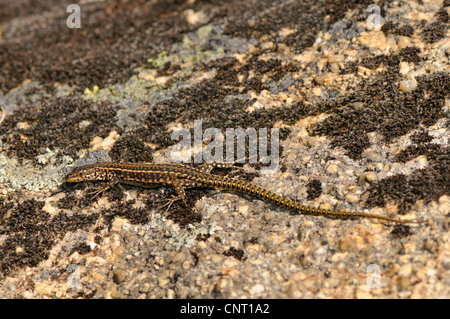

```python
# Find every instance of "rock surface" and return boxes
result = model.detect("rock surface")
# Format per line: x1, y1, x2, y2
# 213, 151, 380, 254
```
0, 0, 448, 299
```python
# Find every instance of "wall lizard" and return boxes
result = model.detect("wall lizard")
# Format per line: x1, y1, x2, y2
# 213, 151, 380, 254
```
63, 162, 422, 224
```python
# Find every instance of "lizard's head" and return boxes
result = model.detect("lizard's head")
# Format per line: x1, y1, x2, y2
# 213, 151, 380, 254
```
63, 163, 106, 183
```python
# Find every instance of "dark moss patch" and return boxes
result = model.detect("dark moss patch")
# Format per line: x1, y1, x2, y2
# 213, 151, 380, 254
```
61, 178, 206, 228
1, 0, 386, 167
420, 21, 448, 44
156, 61, 182, 78
359, 53, 401, 72
106, 186, 125, 203
419, 0, 449, 43
0, 196, 15, 221
0, 96, 118, 164
101, 201, 150, 231
410, 130, 433, 145
0, 0, 64, 22
58, 185, 96, 210
69, 242, 92, 255
228, 169, 260, 183
146, 189, 205, 228
0, 199, 47, 234
306, 179, 322, 200
117, 74, 323, 163
381, 21, 415, 37
390, 224, 411, 239
1, 0, 447, 284
0, 0, 204, 93
223, 247, 245, 261
0, 199, 98, 276
196, 233, 211, 242
223, 0, 374, 53
436, 6, 449, 23
346, 48, 421, 74
0, 0, 370, 94
366, 145, 449, 214
398, 47, 422, 64
310, 72, 449, 159
1, 181, 207, 275
109, 133, 154, 163
395, 130, 441, 163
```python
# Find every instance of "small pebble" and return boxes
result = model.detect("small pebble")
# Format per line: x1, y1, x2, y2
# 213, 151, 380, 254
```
398, 264, 412, 277
326, 164, 339, 175
249, 284, 265, 295
113, 268, 129, 284
399, 78, 418, 92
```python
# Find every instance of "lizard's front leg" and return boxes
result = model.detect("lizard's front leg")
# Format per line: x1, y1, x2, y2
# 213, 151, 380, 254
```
88, 177, 120, 200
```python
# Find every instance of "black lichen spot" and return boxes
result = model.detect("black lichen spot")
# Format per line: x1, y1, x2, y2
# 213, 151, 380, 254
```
196, 233, 211, 241
436, 6, 449, 23
57, 191, 93, 210
223, 247, 245, 261
398, 47, 422, 64
142, 188, 204, 228
75, 289, 97, 299
311, 72, 449, 159
0, 0, 197, 93
306, 179, 322, 200
381, 21, 415, 37
395, 143, 441, 163
0, 199, 47, 234
157, 61, 181, 77
391, 224, 411, 239
367, 146, 449, 214
246, 56, 299, 82
110, 133, 154, 163
89, 186, 203, 229
102, 201, 150, 231
358, 53, 401, 72
395, 130, 441, 163
125, 67, 326, 162
410, 130, 433, 145
164, 189, 204, 227
70, 243, 92, 255
0, 199, 99, 276
224, 0, 375, 53
420, 21, 447, 44
106, 186, 125, 202
0, 96, 118, 164
0, 197, 14, 222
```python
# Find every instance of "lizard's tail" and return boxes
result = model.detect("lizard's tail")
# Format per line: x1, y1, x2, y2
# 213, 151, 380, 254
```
202, 174, 423, 224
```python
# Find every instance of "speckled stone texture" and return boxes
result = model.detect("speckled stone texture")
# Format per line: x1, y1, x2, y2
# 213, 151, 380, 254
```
0, 0, 448, 299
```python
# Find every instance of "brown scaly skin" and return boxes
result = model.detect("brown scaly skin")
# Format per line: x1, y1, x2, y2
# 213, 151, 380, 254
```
64, 162, 424, 224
